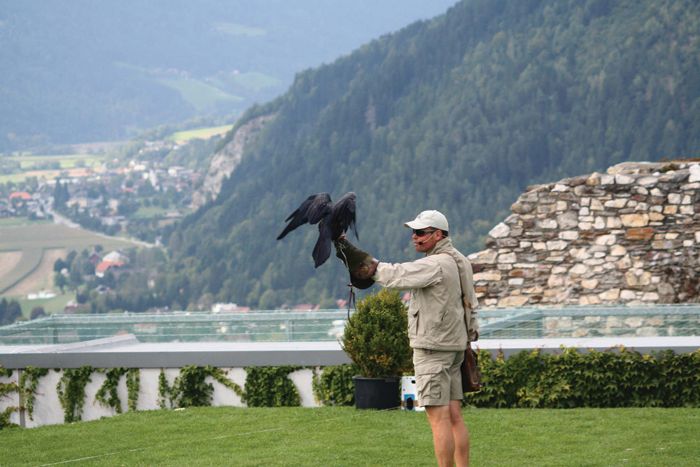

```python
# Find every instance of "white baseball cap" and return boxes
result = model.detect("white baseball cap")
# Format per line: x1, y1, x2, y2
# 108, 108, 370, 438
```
404, 210, 449, 232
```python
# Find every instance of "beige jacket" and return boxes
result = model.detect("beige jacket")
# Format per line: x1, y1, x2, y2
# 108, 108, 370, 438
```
373, 238, 479, 351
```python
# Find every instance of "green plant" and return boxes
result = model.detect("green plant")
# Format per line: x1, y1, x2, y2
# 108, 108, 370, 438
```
126, 368, 140, 411
0, 407, 17, 430
312, 364, 357, 406
243, 366, 301, 407
465, 348, 700, 408
95, 368, 128, 413
171, 366, 214, 408
341, 289, 412, 378
158, 369, 172, 409
56, 366, 93, 423
208, 367, 243, 399
19, 367, 48, 420
166, 366, 243, 408
1, 367, 18, 430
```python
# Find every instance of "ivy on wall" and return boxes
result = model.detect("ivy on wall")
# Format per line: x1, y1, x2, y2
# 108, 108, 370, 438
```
313, 349, 700, 408
312, 364, 357, 406
126, 368, 140, 412
20, 367, 49, 420
6, 350, 694, 428
243, 366, 301, 407
56, 366, 94, 423
0, 367, 17, 429
158, 366, 244, 409
95, 368, 128, 413
466, 348, 700, 408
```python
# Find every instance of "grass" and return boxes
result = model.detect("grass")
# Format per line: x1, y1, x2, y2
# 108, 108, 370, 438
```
158, 77, 242, 112
0, 248, 42, 293
5, 154, 105, 170
0, 218, 51, 227
0, 223, 137, 252
168, 124, 234, 143
0, 222, 139, 302
14, 292, 73, 316
1, 407, 698, 466
0, 154, 106, 183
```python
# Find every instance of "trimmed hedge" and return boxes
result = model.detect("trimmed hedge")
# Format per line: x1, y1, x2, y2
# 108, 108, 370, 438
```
313, 348, 700, 408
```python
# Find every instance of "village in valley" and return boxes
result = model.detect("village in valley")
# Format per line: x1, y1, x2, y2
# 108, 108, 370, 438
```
0, 142, 203, 245
0, 133, 224, 320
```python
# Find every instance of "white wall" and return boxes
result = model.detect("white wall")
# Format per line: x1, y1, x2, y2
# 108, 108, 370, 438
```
1, 367, 319, 428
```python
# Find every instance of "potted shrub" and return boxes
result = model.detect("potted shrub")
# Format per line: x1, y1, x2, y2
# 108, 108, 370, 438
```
341, 289, 412, 409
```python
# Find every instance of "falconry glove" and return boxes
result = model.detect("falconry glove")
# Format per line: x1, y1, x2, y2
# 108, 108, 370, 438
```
334, 237, 378, 289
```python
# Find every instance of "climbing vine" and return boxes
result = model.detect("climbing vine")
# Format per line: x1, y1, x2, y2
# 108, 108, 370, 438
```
158, 369, 172, 409
158, 366, 243, 409
313, 364, 357, 406
95, 368, 128, 413
19, 367, 49, 420
126, 368, 140, 412
243, 366, 301, 407
0, 367, 18, 429
209, 366, 244, 398
57, 366, 93, 423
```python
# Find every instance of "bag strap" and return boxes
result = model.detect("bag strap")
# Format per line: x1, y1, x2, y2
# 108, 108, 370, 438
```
449, 256, 472, 343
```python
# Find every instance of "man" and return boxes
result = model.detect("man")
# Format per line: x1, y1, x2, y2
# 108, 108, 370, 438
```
335, 210, 479, 467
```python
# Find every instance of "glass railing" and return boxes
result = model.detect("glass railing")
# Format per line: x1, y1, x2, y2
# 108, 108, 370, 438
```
0, 304, 698, 346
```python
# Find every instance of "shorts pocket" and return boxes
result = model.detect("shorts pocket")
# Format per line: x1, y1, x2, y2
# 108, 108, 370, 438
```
416, 364, 443, 402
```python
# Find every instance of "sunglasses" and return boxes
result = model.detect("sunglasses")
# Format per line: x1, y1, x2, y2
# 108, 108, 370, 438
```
412, 229, 437, 237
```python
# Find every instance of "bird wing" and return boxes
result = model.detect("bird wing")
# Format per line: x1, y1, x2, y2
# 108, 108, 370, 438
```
277, 193, 332, 240
330, 192, 358, 240
312, 221, 333, 268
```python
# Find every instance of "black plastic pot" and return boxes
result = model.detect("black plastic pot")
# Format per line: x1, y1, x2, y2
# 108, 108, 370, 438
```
353, 376, 400, 410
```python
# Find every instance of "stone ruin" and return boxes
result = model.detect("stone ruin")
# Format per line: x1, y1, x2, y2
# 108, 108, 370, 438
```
468, 161, 700, 310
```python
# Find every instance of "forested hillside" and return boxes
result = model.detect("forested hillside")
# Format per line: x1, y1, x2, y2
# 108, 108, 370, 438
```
118, 0, 699, 310
0, 0, 454, 151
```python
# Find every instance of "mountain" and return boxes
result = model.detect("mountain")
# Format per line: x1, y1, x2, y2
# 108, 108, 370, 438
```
114, 0, 699, 311
0, 0, 456, 151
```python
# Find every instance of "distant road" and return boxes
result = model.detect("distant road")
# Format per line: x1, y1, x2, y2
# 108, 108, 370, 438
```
47, 208, 157, 249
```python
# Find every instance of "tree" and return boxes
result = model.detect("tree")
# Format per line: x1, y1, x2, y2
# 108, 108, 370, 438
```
30, 306, 47, 320
0, 299, 22, 325
54, 272, 68, 293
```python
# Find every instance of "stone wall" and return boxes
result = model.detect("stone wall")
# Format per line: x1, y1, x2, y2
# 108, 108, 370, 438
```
468, 161, 700, 308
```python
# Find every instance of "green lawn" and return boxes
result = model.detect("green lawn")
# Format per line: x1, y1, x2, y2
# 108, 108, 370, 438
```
1, 407, 698, 466
15, 292, 73, 316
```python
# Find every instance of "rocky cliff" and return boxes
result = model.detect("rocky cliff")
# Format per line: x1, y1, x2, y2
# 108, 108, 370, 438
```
469, 161, 700, 308
191, 114, 276, 208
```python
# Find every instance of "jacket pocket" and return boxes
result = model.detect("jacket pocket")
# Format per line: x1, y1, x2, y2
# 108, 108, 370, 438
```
408, 306, 420, 338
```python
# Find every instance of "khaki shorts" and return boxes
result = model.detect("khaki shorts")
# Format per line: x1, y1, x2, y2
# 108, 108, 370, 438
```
413, 348, 464, 407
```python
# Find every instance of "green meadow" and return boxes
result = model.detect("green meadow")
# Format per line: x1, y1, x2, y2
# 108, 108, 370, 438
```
168, 124, 234, 143
1, 407, 698, 466
0, 221, 139, 310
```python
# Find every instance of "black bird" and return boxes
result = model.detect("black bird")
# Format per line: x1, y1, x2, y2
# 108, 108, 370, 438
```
277, 192, 358, 267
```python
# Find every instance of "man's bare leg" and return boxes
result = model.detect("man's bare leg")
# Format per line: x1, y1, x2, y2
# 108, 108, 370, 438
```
425, 405, 454, 467
449, 400, 469, 467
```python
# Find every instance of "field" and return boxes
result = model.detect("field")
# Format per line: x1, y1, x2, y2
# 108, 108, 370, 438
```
1, 407, 698, 466
0, 154, 107, 183
0, 220, 140, 313
168, 124, 235, 143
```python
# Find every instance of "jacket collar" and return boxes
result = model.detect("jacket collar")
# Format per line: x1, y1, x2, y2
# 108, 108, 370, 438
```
427, 237, 453, 256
